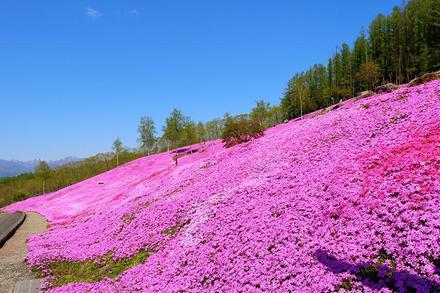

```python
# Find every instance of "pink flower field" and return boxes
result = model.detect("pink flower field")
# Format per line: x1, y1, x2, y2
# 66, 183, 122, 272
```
3, 81, 440, 292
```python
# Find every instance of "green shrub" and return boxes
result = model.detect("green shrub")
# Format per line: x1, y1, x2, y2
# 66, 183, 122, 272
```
221, 115, 264, 148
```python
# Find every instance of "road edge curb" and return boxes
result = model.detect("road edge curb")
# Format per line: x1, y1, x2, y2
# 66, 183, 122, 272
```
0, 211, 26, 247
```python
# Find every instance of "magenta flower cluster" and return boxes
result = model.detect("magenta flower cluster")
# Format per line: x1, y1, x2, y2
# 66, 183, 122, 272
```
4, 81, 440, 292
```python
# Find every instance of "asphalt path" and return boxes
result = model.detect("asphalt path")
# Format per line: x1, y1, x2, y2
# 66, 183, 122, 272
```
0, 212, 26, 247
0, 212, 47, 293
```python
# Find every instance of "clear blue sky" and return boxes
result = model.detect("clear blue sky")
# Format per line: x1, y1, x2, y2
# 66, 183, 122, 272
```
0, 1, 401, 161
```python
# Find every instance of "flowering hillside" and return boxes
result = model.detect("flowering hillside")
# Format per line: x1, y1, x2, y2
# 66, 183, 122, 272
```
4, 81, 440, 292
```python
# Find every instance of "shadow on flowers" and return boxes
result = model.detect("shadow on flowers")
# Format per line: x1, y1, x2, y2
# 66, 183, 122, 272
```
315, 249, 440, 292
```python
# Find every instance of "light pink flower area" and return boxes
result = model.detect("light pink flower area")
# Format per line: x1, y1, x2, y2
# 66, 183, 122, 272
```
4, 81, 440, 292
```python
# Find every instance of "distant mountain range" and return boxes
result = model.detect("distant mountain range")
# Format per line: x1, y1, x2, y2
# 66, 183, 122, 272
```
0, 157, 81, 178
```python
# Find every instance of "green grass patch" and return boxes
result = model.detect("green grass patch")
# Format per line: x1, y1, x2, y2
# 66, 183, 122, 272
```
121, 213, 136, 223
335, 277, 357, 291
377, 248, 396, 269
47, 249, 155, 287
162, 219, 191, 236
358, 264, 380, 283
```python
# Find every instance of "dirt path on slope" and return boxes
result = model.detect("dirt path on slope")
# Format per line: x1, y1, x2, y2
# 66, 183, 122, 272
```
0, 212, 47, 293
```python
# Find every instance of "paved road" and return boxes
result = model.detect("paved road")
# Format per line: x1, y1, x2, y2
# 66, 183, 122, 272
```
13, 279, 42, 293
0, 212, 26, 247
0, 212, 47, 293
